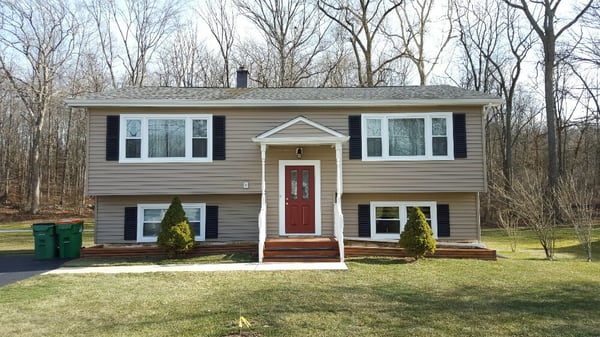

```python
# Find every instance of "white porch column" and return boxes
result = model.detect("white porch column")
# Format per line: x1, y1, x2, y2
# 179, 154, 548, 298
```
261, 144, 267, 200
334, 142, 345, 261
258, 143, 267, 263
335, 143, 343, 202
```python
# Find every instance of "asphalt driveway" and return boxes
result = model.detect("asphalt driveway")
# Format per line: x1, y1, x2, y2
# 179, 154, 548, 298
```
0, 255, 69, 287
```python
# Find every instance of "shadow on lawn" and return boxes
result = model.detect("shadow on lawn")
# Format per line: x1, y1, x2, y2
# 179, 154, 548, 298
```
554, 239, 600, 261
239, 278, 600, 336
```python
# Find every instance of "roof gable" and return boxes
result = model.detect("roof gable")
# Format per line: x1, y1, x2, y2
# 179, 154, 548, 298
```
253, 116, 348, 145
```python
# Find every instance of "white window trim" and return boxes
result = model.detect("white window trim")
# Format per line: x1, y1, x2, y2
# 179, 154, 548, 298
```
119, 114, 213, 163
370, 201, 438, 240
361, 113, 454, 161
137, 203, 206, 242
278, 160, 322, 236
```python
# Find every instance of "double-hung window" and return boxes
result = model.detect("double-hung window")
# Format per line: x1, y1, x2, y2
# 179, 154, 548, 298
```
362, 113, 453, 160
370, 201, 438, 239
120, 114, 212, 162
137, 203, 206, 242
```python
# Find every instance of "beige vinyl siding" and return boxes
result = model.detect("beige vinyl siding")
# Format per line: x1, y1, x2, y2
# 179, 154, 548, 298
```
342, 192, 479, 242
268, 121, 335, 138
343, 110, 485, 193
95, 194, 259, 244
265, 145, 336, 237
88, 106, 484, 196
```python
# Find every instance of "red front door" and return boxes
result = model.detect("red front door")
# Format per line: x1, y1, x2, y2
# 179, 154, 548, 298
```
285, 165, 315, 233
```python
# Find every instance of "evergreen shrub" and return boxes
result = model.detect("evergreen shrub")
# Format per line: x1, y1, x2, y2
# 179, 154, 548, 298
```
399, 206, 436, 259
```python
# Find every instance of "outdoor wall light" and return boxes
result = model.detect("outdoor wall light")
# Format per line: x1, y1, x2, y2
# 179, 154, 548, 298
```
296, 147, 303, 159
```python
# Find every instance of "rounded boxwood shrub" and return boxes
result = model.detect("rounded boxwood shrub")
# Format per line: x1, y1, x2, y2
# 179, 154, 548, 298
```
399, 207, 436, 259
157, 196, 195, 257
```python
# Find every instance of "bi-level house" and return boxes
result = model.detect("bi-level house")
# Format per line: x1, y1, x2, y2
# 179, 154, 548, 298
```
66, 69, 501, 262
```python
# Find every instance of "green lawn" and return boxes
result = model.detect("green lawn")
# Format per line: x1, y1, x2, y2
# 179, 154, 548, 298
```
0, 226, 598, 337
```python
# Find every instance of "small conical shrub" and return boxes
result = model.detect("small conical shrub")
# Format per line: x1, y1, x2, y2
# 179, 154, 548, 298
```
399, 207, 436, 259
157, 196, 195, 257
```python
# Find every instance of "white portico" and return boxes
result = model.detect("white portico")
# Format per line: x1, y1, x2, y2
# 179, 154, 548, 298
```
252, 116, 349, 263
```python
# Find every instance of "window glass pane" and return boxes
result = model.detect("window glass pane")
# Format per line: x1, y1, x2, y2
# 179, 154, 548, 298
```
388, 118, 425, 156
376, 206, 399, 219
144, 209, 165, 222
183, 207, 201, 222
367, 119, 381, 137
302, 170, 309, 200
432, 118, 447, 136
290, 170, 297, 200
126, 139, 141, 158
148, 119, 185, 158
407, 206, 432, 227
376, 219, 400, 233
193, 119, 207, 138
367, 138, 382, 157
127, 120, 141, 137
432, 137, 448, 156
188, 221, 200, 236
143, 222, 161, 237
192, 139, 207, 158
375, 206, 401, 234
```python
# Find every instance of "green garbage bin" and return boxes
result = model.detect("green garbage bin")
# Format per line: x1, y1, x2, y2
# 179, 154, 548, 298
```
32, 223, 57, 260
55, 219, 84, 258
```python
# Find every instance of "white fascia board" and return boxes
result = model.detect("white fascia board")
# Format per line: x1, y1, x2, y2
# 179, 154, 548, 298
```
65, 98, 504, 108
252, 136, 349, 145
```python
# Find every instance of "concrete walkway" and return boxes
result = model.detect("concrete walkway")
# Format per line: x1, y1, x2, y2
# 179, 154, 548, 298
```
43, 262, 348, 275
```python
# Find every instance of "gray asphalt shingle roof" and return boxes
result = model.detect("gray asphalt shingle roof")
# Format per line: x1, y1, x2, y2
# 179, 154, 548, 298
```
66, 85, 502, 107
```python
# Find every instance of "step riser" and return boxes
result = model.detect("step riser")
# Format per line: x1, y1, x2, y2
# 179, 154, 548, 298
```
263, 257, 340, 263
263, 238, 340, 262
265, 243, 338, 250
264, 249, 339, 257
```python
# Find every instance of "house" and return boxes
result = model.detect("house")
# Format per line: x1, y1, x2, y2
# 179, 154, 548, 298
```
65, 70, 502, 262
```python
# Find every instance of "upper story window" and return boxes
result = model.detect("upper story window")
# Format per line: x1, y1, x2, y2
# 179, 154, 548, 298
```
362, 113, 453, 161
120, 114, 212, 163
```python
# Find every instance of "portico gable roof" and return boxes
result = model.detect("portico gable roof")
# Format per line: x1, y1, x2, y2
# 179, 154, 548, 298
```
252, 116, 349, 145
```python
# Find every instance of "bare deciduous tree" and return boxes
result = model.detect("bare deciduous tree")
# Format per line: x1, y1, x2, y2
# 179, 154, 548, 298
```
503, 0, 595, 195
318, 0, 403, 87
557, 175, 596, 261
503, 171, 557, 260
0, 0, 80, 214
235, 0, 330, 87
200, 0, 236, 88
392, 0, 453, 85
85, 0, 182, 87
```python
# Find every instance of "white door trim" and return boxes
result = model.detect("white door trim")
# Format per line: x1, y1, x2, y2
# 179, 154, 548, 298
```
278, 160, 321, 236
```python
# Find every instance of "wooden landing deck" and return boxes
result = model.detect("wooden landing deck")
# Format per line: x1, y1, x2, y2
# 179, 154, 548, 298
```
345, 246, 496, 261
80, 241, 496, 261
80, 243, 257, 258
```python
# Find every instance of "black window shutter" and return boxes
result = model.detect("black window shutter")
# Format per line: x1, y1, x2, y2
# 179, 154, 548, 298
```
453, 113, 467, 158
437, 204, 450, 237
358, 204, 371, 237
206, 206, 219, 239
348, 115, 362, 159
106, 115, 120, 161
213, 116, 226, 160
124, 207, 138, 241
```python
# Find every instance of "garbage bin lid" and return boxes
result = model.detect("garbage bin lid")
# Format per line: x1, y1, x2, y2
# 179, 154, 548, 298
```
56, 219, 84, 224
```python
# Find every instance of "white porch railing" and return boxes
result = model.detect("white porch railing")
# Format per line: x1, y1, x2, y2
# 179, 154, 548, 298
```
258, 195, 267, 263
333, 201, 345, 262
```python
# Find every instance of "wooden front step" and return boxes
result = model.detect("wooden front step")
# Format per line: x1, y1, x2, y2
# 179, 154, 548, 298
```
263, 238, 340, 262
